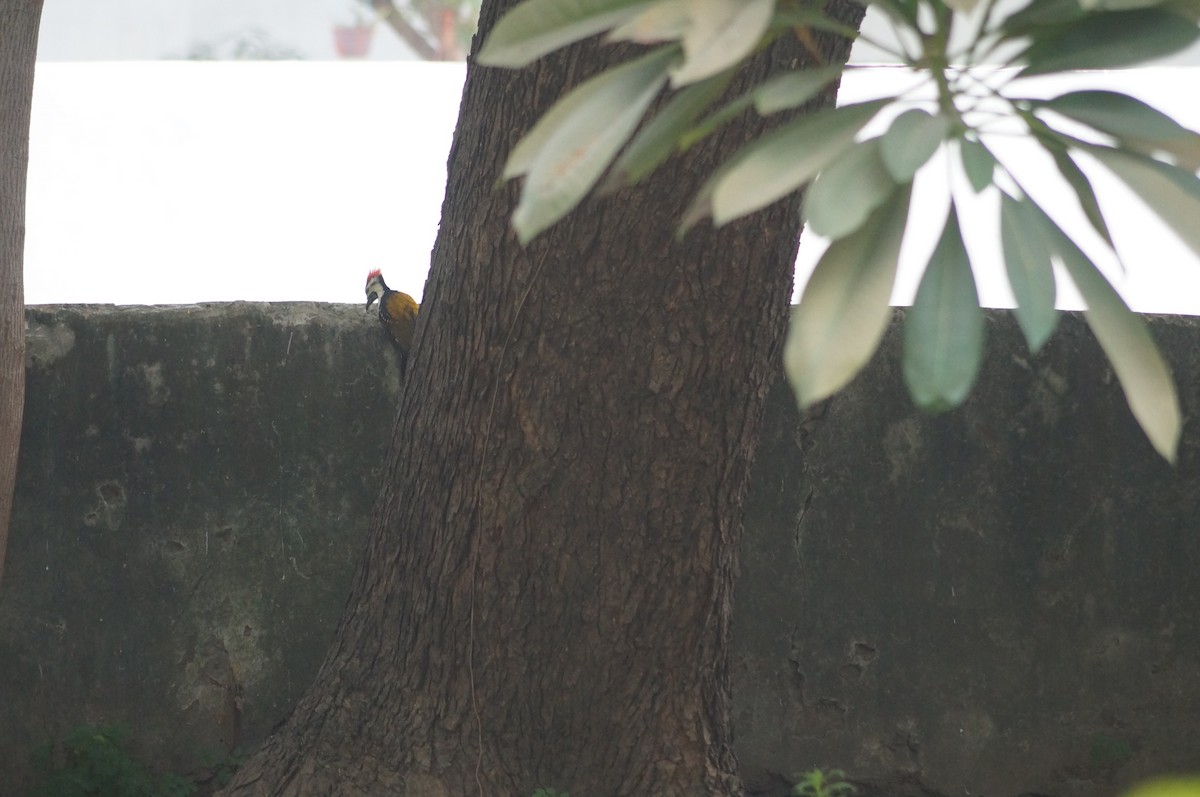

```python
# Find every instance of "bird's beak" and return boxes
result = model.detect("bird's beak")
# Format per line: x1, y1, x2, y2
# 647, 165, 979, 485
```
365, 294, 377, 312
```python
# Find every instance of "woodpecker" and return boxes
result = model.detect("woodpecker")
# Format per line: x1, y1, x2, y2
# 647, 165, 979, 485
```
365, 269, 419, 370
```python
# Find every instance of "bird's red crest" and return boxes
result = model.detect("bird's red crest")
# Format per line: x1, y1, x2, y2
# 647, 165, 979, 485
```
366, 268, 382, 284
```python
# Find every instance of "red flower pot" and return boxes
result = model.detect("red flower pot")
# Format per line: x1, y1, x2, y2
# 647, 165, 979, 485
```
333, 25, 374, 58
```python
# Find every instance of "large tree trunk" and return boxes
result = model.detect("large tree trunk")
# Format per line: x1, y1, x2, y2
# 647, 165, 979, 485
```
224, 2, 863, 795
0, 0, 40, 590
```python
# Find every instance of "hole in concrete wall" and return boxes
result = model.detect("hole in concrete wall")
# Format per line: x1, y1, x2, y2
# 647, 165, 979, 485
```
839, 663, 864, 682
852, 641, 878, 664
812, 697, 848, 718
98, 481, 125, 503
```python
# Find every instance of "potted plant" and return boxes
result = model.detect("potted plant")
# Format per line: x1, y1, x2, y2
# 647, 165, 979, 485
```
333, 8, 375, 58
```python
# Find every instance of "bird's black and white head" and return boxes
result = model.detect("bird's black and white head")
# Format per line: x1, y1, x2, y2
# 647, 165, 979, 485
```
365, 269, 388, 312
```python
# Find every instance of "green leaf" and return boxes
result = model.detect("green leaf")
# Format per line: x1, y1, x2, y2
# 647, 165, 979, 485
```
771, 6, 863, 37
672, 0, 775, 86
1018, 8, 1200, 76
1164, 0, 1200, 21
1000, 193, 1058, 352
678, 158, 732, 233
903, 203, 984, 412
1086, 145, 1200, 261
478, 0, 654, 67
1123, 777, 1200, 797
870, 0, 921, 27
1082, 0, 1175, 8
504, 44, 677, 179
1039, 90, 1200, 171
1002, 0, 1087, 34
752, 66, 845, 115
959, 138, 997, 193
507, 46, 678, 243
1033, 132, 1116, 250
504, 70, 611, 180
1028, 199, 1181, 462
880, 109, 950, 182
786, 184, 912, 407
804, 138, 898, 239
608, 0, 689, 42
680, 90, 757, 150
605, 68, 735, 188
708, 99, 887, 226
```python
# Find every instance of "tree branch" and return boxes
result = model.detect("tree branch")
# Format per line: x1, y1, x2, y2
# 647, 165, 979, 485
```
366, 0, 441, 60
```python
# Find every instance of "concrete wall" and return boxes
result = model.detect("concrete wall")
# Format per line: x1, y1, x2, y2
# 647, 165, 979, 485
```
2, 304, 1199, 796
3, 304, 401, 790
734, 313, 1200, 797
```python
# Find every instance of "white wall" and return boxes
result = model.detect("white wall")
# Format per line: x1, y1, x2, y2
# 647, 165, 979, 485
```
26, 62, 463, 305
27, 61, 1200, 311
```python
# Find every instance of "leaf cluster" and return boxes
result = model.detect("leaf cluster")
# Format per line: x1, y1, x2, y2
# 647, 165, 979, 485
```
29, 725, 196, 797
478, 0, 1200, 461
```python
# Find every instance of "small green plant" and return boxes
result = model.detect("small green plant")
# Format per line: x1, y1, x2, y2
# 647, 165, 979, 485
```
792, 768, 857, 797
29, 725, 196, 797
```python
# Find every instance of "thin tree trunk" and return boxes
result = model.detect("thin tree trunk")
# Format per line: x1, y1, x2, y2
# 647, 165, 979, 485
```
0, 0, 40, 590
222, 2, 863, 794
368, 0, 440, 60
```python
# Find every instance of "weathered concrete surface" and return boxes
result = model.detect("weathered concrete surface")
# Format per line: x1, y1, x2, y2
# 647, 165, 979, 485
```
734, 312, 1200, 797
3, 304, 1200, 796
1, 303, 401, 791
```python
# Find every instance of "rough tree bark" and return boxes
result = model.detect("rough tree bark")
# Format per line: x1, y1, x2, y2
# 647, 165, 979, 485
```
0, 0, 40, 590
223, 1, 863, 794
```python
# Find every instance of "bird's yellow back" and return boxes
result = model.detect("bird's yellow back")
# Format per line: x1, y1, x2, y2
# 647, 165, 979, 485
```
382, 290, 419, 352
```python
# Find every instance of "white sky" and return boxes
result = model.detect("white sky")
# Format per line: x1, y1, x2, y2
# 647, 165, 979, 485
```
805, 66, 1200, 314
23, 60, 1200, 312
35, 0, 422, 61
26, 61, 460, 306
